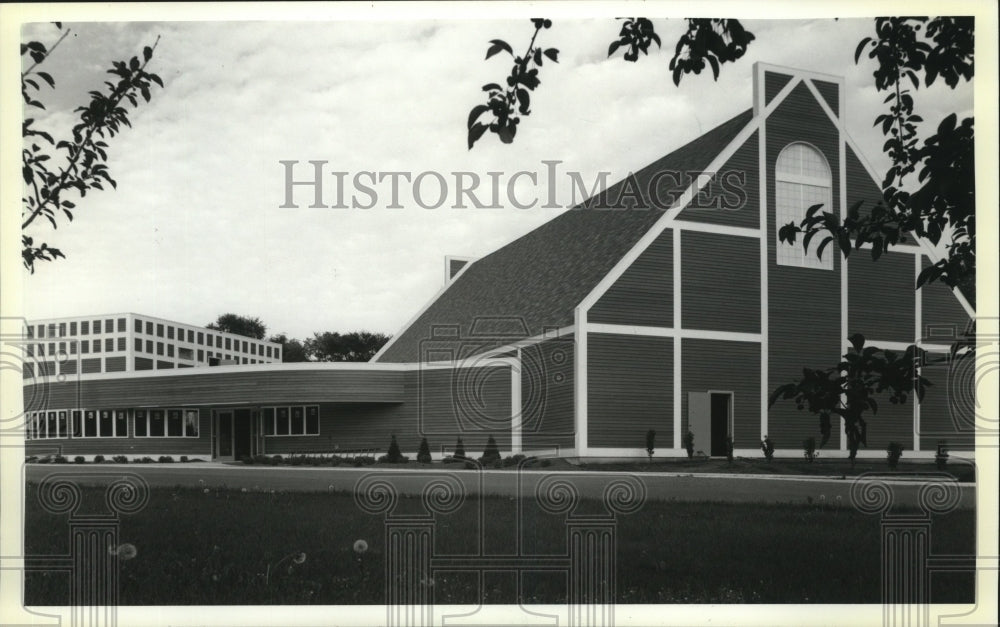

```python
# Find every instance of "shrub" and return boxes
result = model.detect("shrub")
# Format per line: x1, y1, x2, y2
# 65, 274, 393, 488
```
25, 456, 38, 463
112, 455, 129, 464
502, 454, 527, 467
454, 437, 466, 460
935, 441, 949, 471
480, 435, 501, 465
803, 437, 817, 463
417, 438, 432, 464
94, 454, 105, 463
384, 434, 406, 463
74, 455, 86, 464
241, 455, 253, 465
353, 455, 375, 466
645, 429, 656, 463
682, 430, 695, 459
180, 455, 189, 463
253, 454, 269, 465
463, 460, 478, 470
158, 455, 174, 463
760, 436, 775, 462
540, 458, 551, 467
725, 435, 734, 463
53, 455, 67, 464
139, 457, 155, 464
886, 441, 904, 470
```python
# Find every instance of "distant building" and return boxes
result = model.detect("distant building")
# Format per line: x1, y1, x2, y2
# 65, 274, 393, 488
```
21, 63, 974, 462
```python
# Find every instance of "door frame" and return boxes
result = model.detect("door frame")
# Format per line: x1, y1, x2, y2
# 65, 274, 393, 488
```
213, 407, 255, 460
707, 390, 735, 456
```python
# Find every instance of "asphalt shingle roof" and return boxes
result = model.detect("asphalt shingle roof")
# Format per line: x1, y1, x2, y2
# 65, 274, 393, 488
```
376, 109, 754, 363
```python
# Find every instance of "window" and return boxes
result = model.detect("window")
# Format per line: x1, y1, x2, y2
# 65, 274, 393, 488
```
93, 339, 101, 353
105, 338, 114, 352
70, 342, 77, 355
197, 349, 204, 362
84, 410, 98, 437
197, 332, 204, 345
118, 337, 126, 351
187, 330, 195, 343
134, 408, 199, 437
167, 326, 174, 340
117, 318, 126, 332
215, 336, 222, 348
59, 323, 66, 337
156, 324, 164, 337
70, 321, 77, 335
157, 342, 164, 356
37, 324, 45, 338
225, 338, 231, 350
135, 318, 143, 333
242, 341, 248, 353
135, 338, 143, 352
81, 340, 89, 354
146, 321, 154, 335
167, 344, 174, 357
105, 319, 114, 333
775, 142, 834, 270
262, 406, 320, 436
49, 324, 57, 337
179, 347, 193, 360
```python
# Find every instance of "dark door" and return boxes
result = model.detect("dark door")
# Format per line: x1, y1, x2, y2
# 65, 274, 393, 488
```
218, 412, 233, 457
710, 393, 730, 456
234, 408, 253, 460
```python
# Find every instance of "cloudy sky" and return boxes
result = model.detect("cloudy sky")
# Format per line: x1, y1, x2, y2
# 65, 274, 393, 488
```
13, 6, 974, 340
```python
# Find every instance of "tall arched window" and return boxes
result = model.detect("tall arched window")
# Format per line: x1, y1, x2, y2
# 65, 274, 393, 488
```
775, 143, 833, 270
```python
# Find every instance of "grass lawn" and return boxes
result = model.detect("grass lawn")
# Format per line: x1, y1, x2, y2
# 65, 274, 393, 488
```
23, 483, 974, 605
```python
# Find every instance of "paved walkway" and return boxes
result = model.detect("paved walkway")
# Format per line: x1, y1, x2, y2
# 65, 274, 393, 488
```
23, 463, 976, 510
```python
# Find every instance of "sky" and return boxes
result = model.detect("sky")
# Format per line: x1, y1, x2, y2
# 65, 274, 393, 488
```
13, 8, 975, 340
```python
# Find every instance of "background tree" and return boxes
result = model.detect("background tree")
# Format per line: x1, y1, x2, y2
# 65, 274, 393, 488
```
305, 331, 390, 362
468, 17, 976, 459
207, 313, 267, 339
21, 23, 163, 273
267, 333, 309, 363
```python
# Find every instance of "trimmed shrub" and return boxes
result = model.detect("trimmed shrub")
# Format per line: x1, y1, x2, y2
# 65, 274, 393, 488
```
803, 437, 817, 463
158, 455, 174, 463
935, 441, 949, 471
241, 455, 253, 465
94, 454, 105, 463
540, 458, 551, 467
454, 437, 466, 460
53, 455, 67, 464
682, 430, 695, 459
74, 456, 86, 464
112, 455, 129, 464
138, 457, 155, 464
463, 460, 478, 470
417, 438, 432, 464
384, 434, 406, 463
502, 454, 527, 467
180, 456, 189, 463
645, 429, 655, 463
480, 435, 501, 465
760, 436, 775, 462
886, 441, 904, 470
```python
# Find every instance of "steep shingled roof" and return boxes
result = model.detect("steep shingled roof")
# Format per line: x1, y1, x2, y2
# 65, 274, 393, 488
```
375, 109, 754, 363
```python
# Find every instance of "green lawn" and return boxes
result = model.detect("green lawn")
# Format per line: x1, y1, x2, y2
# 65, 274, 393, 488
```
23, 483, 975, 605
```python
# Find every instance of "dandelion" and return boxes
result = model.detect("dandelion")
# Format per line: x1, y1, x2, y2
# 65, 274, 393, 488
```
109, 543, 138, 560
293, 552, 307, 565
241, 487, 248, 493
353, 539, 369, 554
203, 488, 210, 494
819, 495, 826, 502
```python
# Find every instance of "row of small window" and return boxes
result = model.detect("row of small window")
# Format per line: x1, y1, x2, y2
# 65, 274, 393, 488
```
261, 406, 321, 436
29, 318, 126, 339
132, 339, 270, 364
25, 408, 200, 439
133, 319, 278, 358
27, 337, 126, 357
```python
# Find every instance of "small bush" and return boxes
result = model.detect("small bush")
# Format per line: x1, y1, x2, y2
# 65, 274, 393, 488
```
454, 437, 466, 460
73, 456, 86, 464
441, 455, 462, 464
384, 434, 406, 463
803, 437, 817, 463
94, 454, 105, 463
138, 457, 155, 464
241, 455, 253, 465
935, 441, 949, 471
417, 437, 432, 464
760, 436, 775, 462
53, 455, 67, 464
180, 455, 189, 463
253, 454, 269, 465
353, 455, 376, 466
480, 435, 501, 465
463, 460, 478, 470
725, 436, 734, 463
158, 455, 174, 463
645, 429, 655, 463
502, 454, 527, 467
112, 455, 129, 464
682, 430, 695, 459
540, 458, 551, 467
25, 456, 38, 463
886, 441, 904, 470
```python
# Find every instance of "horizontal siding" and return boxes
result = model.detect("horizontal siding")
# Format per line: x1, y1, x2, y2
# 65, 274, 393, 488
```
848, 250, 915, 343
23, 369, 407, 409
863, 396, 914, 451
766, 81, 843, 449
676, 131, 759, 227
415, 366, 513, 449
263, 402, 414, 455
587, 333, 672, 449
765, 71, 792, 104
921, 258, 973, 339
521, 336, 575, 450
812, 79, 839, 116
590, 230, 672, 327
917, 354, 975, 450
681, 339, 760, 448
681, 230, 760, 333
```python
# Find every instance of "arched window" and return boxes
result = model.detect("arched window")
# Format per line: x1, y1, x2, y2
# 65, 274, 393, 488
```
775, 143, 833, 270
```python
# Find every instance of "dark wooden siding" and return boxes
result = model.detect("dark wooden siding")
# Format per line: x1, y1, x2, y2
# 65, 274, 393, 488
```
921, 258, 973, 339
848, 250, 916, 343
812, 79, 839, 116
766, 80, 843, 449
521, 337, 575, 450
681, 230, 760, 333
415, 366, 513, 449
680, 339, 760, 448
765, 71, 792, 104
590, 230, 672, 327
263, 402, 415, 455
676, 131, 759, 227
917, 353, 975, 450
587, 333, 672, 448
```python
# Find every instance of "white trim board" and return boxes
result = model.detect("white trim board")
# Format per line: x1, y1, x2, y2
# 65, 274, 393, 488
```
587, 323, 761, 344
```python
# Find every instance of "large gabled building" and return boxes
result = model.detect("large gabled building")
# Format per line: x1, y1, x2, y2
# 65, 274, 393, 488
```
22, 63, 975, 461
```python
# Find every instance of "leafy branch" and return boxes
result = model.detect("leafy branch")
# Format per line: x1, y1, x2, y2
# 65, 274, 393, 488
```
21, 24, 164, 273
467, 18, 558, 149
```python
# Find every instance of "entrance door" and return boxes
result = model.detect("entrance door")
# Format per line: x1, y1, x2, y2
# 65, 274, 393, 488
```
218, 411, 234, 458
234, 408, 253, 460
710, 393, 732, 456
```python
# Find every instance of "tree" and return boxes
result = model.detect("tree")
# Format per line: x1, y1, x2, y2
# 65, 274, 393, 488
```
417, 437, 432, 464
305, 331, 391, 362
468, 17, 975, 460
207, 313, 267, 339
21, 23, 163, 273
267, 333, 309, 363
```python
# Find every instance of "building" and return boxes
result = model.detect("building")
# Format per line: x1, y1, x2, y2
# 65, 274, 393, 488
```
22, 63, 975, 461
